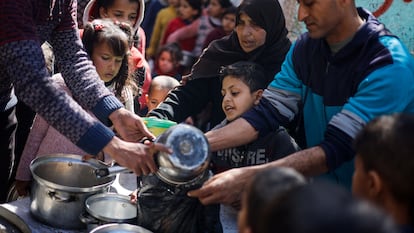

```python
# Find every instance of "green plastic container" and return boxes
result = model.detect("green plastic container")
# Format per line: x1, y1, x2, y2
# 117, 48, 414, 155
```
142, 117, 177, 137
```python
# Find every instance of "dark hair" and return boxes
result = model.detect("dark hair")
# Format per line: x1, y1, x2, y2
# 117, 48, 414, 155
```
219, 61, 267, 92
245, 167, 307, 233
217, 0, 233, 8
183, 0, 203, 19
258, 182, 398, 233
223, 5, 237, 17
82, 18, 137, 101
354, 113, 414, 224
95, 0, 140, 11
156, 43, 183, 65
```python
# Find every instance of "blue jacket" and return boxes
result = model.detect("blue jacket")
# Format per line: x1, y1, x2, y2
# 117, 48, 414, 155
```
242, 8, 414, 188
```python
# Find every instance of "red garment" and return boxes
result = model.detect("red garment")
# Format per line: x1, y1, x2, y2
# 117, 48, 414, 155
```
162, 18, 196, 52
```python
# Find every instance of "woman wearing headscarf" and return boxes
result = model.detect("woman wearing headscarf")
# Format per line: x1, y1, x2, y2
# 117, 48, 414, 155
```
148, 0, 291, 130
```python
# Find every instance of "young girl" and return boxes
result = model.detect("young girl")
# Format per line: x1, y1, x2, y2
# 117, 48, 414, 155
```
83, 0, 152, 112
14, 19, 137, 196
152, 43, 183, 81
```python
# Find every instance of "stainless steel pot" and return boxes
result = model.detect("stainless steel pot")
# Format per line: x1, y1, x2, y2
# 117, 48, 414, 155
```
154, 123, 210, 185
90, 223, 153, 233
80, 193, 137, 231
29, 154, 115, 229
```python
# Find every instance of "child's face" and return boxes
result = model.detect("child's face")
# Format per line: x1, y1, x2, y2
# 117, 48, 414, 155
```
207, 0, 226, 18
222, 13, 236, 34
158, 51, 175, 74
99, 0, 139, 26
146, 88, 171, 112
221, 75, 262, 122
236, 13, 267, 53
92, 42, 124, 82
178, 0, 199, 21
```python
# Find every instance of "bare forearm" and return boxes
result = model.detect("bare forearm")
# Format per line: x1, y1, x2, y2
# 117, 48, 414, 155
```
263, 146, 329, 177
205, 118, 258, 151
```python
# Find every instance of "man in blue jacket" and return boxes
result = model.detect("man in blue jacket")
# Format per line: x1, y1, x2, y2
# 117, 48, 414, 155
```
188, 0, 414, 206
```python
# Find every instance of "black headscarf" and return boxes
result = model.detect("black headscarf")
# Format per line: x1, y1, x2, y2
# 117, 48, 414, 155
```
188, 0, 291, 84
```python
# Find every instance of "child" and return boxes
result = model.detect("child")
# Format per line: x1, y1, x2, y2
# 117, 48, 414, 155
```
146, 0, 180, 60
257, 181, 398, 233
83, 0, 152, 112
238, 167, 307, 233
152, 43, 183, 81
161, 0, 202, 50
166, 0, 233, 57
139, 75, 180, 116
212, 61, 300, 174
203, 5, 236, 48
352, 113, 414, 232
14, 19, 137, 197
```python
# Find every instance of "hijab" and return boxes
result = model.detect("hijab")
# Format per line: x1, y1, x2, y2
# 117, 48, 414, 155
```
188, 0, 291, 84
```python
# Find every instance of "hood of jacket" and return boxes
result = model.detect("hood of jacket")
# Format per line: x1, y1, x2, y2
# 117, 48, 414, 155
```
82, 0, 145, 32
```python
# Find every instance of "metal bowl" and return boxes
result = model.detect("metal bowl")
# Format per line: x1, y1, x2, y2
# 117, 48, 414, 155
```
154, 124, 210, 185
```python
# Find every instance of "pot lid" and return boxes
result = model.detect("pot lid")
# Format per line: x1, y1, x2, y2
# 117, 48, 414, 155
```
85, 193, 136, 222
90, 223, 153, 233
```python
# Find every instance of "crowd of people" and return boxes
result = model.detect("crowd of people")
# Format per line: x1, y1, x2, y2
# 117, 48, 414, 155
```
1, 0, 413, 233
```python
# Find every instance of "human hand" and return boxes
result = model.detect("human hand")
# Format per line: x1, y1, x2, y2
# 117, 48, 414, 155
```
109, 108, 155, 142
187, 167, 256, 206
15, 180, 31, 197
103, 136, 171, 176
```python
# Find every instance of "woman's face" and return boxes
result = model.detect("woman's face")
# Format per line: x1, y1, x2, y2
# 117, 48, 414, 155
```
99, 0, 139, 26
92, 42, 124, 82
235, 13, 266, 53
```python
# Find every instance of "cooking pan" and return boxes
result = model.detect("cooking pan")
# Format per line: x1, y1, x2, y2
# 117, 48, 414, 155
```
0, 206, 31, 233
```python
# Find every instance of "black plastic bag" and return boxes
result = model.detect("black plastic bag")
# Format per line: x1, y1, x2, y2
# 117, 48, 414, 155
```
137, 174, 222, 233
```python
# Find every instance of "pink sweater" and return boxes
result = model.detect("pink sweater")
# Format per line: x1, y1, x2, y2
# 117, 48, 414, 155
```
15, 76, 88, 181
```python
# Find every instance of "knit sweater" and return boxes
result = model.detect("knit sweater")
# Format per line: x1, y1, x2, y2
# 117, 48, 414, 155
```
0, 0, 123, 155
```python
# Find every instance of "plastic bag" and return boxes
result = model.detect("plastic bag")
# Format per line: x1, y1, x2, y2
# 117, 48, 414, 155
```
137, 175, 222, 233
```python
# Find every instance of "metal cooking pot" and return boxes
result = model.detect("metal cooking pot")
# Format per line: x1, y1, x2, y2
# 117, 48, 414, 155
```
0, 206, 31, 233
90, 223, 153, 233
82, 192, 137, 224
154, 123, 210, 185
29, 154, 115, 230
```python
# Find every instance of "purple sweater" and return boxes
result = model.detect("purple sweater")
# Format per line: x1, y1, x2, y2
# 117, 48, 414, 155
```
0, 0, 123, 154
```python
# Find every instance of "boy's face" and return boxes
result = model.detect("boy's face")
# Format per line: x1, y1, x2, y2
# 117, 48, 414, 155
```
221, 75, 262, 122
92, 42, 124, 83
146, 88, 171, 112
222, 13, 236, 34
99, 0, 139, 26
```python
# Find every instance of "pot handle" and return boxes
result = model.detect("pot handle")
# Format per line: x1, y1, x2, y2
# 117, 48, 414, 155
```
48, 190, 76, 202
79, 211, 99, 224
